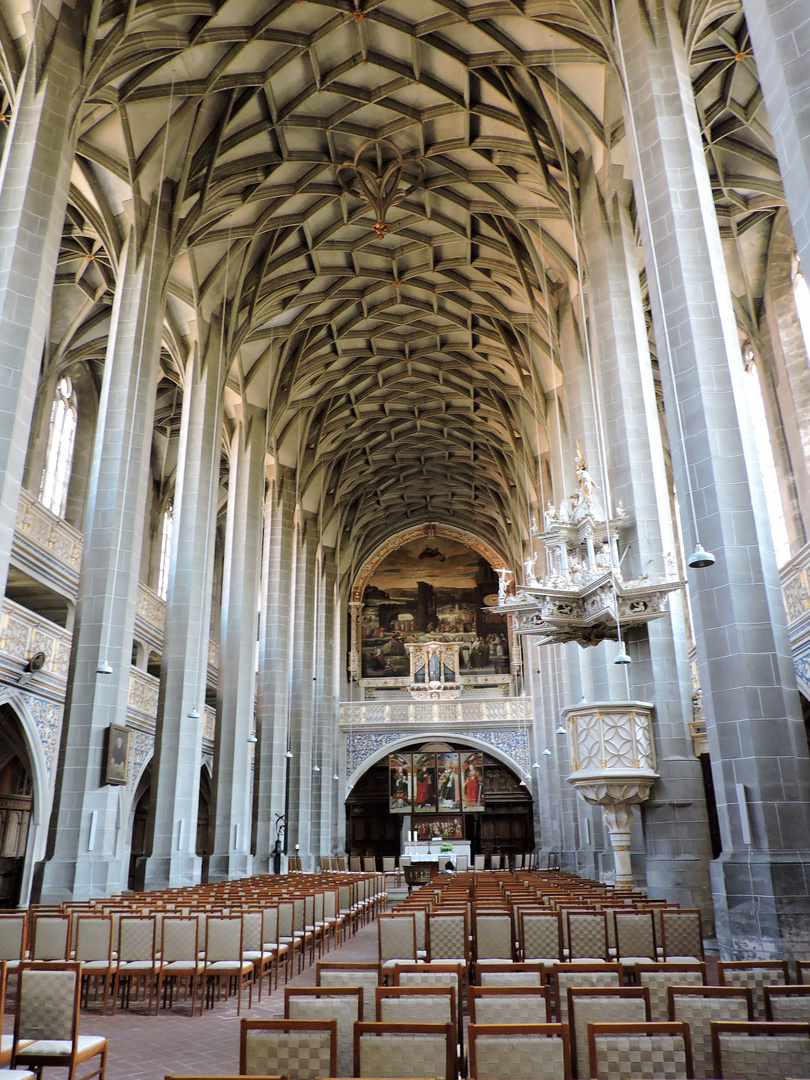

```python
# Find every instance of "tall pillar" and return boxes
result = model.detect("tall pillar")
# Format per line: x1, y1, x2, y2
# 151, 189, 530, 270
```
742, 0, 810, 274
253, 466, 296, 872
0, 11, 79, 594
143, 329, 224, 889
619, 0, 810, 957
37, 213, 169, 901
580, 161, 714, 915
286, 512, 318, 863
209, 407, 265, 881
316, 548, 338, 856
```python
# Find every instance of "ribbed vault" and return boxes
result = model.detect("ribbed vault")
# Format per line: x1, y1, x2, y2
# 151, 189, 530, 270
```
0, 0, 782, 570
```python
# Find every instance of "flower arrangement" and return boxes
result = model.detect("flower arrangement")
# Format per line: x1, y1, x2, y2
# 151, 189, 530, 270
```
440, 841, 453, 852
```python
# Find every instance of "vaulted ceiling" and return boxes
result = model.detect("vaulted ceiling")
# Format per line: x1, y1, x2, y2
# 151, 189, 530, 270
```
1, 0, 784, 572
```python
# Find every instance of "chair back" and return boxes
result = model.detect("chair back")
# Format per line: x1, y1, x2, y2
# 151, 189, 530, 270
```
490, 855, 501, 871
588, 1020, 691, 1080
391, 963, 464, 1037
718, 959, 790, 1020
455, 855, 468, 872
568, 985, 649, 1078
635, 961, 705, 1021
475, 913, 512, 961
31, 915, 69, 961
473, 855, 485, 870
553, 963, 623, 1025
0, 914, 26, 962
376, 986, 456, 1028
711, 1020, 810, 1080
363, 857, 376, 873
567, 911, 608, 962
74, 915, 113, 963
668, 985, 752, 1079
378, 914, 417, 965
765, 984, 810, 1022
285, 987, 362, 1078
242, 912, 263, 952
520, 911, 562, 963
263, 905, 279, 946
468, 986, 551, 1025
468, 1022, 570, 1080
349, 857, 361, 871
161, 915, 199, 963
118, 916, 156, 963
317, 961, 380, 1022
354, 1021, 454, 1080
660, 909, 703, 961
240, 1018, 337, 1080
15, 962, 79, 1043
613, 910, 656, 962
479, 962, 545, 987
427, 912, 468, 963
278, 901, 294, 940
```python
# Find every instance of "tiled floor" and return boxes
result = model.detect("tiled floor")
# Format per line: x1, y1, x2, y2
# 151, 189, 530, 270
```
3, 919, 380, 1080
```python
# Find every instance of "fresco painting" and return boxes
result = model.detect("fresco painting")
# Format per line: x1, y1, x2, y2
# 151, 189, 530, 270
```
360, 538, 508, 678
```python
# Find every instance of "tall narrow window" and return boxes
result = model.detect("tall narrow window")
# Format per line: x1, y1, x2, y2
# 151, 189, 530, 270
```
792, 253, 810, 361
40, 377, 77, 517
157, 506, 173, 600
743, 353, 791, 566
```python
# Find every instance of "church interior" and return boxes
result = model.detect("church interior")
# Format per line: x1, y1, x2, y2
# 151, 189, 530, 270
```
2, 1, 810, 1062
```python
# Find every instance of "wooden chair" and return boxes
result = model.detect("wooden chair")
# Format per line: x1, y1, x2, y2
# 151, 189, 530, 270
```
566, 910, 609, 963
667, 985, 752, 1080
240, 1018, 337, 1080
613, 910, 657, 969
242, 910, 276, 1000
316, 961, 380, 1022
587, 1021, 692, 1080
72, 915, 117, 1015
468, 985, 551, 1024
285, 986, 362, 1078
660, 910, 703, 962
156, 915, 203, 1015
765, 983, 810, 1022
519, 910, 563, 969
426, 911, 469, 967
711, 1020, 810, 1080
717, 958, 790, 1020
552, 962, 623, 1027
634, 962, 706, 1021
474, 911, 514, 965
11, 962, 108, 1080
377, 914, 417, 972
375, 988, 458, 1077
468, 1022, 571, 1080
114, 915, 157, 1013
354, 1022, 455, 1080
202, 914, 253, 1014
390, 963, 464, 1042
29, 914, 69, 962
568, 985, 650, 1079
0, 913, 27, 975
477, 961, 546, 987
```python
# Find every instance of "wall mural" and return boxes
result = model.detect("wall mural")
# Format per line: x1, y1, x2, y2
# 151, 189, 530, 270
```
389, 750, 483, 813
361, 537, 508, 678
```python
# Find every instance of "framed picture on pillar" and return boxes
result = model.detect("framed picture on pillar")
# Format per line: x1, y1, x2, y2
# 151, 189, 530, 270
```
461, 751, 484, 811
413, 752, 438, 812
104, 724, 130, 786
389, 753, 412, 812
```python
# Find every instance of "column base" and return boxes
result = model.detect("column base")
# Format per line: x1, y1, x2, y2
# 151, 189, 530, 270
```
711, 850, 810, 960
142, 853, 202, 892
645, 856, 716, 934
207, 852, 253, 881
34, 855, 126, 904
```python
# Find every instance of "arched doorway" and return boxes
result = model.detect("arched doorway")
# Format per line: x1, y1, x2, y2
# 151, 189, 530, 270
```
345, 740, 533, 862
128, 767, 151, 891
197, 767, 212, 884
0, 705, 35, 906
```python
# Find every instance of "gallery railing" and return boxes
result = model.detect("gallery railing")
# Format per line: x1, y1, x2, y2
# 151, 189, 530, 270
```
339, 696, 532, 726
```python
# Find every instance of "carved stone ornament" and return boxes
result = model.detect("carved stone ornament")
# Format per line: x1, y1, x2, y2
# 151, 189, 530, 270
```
562, 699, 659, 888
488, 455, 683, 648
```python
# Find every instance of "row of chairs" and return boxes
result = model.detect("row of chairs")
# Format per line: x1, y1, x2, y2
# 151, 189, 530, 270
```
338, 854, 540, 875
185, 1011, 810, 1080
375, 903, 705, 971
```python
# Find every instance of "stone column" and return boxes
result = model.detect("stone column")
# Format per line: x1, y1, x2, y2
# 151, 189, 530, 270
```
253, 466, 296, 873
742, 0, 810, 274
209, 407, 266, 880
143, 328, 225, 889
580, 160, 714, 916
619, 0, 810, 957
286, 512, 318, 863
0, 11, 80, 595
316, 548, 338, 856
37, 212, 169, 902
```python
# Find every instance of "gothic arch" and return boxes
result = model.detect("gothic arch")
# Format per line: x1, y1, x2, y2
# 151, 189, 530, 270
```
0, 691, 52, 906
345, 731, 533, 797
